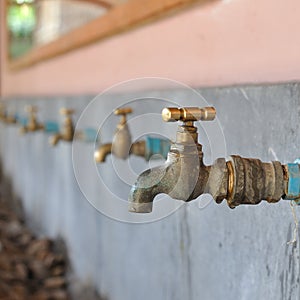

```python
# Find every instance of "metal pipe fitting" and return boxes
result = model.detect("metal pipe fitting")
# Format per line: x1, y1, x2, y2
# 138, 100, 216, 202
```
0, 103, 18, 125
224, 156, 284, 208
49, 108, 75, 146
19, 106, 45, 134
94, 143, 112, 163
75, 128, 99, 143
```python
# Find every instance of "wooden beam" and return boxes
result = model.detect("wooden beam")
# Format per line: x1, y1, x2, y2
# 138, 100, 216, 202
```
73, 0, 113, 9
9, 0, 214, 71
79, 0, 127, 8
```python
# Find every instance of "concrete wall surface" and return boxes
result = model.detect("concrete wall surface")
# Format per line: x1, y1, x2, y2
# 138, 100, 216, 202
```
0, 82, 299, 300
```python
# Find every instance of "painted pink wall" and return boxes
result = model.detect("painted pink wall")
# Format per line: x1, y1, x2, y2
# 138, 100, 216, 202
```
2, 0, 300, 97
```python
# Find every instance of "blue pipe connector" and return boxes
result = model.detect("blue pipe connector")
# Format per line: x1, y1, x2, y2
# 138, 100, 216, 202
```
15, 114, 28, 126
44, 121, 60, 133
284, 160, 300, 204
144, 136, 171, 160
80, 128, 99, 143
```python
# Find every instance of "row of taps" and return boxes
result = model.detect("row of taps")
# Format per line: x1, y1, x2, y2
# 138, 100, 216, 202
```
1, 103, 299, 214
0, 103, 171, 163
0, 104, 94, 146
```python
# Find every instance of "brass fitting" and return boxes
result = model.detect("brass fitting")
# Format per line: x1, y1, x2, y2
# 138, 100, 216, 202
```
19, 105, 44, 134
162, 107, 216, 122
95, 107, 137, 162
94, 143, 112, 163
129, 106, 288, 213
49, 108, 75, 146
0, 103, 7, 122
0, 103, 17, 124
115, 107, 132, 125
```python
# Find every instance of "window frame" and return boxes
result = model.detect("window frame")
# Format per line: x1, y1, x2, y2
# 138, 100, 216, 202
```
6, 0, 211, 71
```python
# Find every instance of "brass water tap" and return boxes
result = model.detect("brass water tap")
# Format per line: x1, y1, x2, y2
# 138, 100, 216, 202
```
94, 107, 171, 163
112, 107, 133, 159
49, 108, 75, 146
0, 103, 17, 124
94, 107, 133, 162
129, 106, 297, 213
19, 106, 44, 134
0, 103, 7, 122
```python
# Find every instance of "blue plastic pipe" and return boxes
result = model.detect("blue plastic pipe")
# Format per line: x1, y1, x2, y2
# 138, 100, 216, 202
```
81, 128, 99, 143
284, 160, 300, 204
15, 114, 28, 126
44, 121, 60, 133
144, 136, 171, 160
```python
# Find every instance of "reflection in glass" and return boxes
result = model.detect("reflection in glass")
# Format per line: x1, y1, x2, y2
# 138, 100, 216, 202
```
7, 0, 109, 59
7, 0, 36, 58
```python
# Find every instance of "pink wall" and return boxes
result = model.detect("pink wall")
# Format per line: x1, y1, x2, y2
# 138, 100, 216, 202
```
2, 0, 300, 97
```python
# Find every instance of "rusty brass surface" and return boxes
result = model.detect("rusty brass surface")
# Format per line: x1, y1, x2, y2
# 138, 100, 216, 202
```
129, 106, 287, 213
224, 157, 285, 208
49, 108, 75, 146
129, 106, 217, 213
283, 165, 289, 196
19, 105, 44, 134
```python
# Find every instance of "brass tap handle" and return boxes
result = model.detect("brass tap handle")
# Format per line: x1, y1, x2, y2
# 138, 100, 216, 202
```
114, 107, 133, 116
25, 105, 38, 114
114, 107, 132, 125
162, 107, 216, 122
60, 108, 75, 116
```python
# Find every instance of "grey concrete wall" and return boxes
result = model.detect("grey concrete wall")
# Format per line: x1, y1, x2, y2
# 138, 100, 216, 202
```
0, 82, 300, 300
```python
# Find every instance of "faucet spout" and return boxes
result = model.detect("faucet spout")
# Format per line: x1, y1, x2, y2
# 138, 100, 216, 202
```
49, 134, 62, 146
94, 143, 112, 163
49, 108, 75, 146
19, 105, 45, 134
129, 107, 214, 213
128, 144, 218, 213
128, 154, 180, 213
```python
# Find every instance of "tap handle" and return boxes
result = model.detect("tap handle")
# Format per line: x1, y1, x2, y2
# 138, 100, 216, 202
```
115, 107, 132, 124
114, 107, 132, 117
25, 105, 38, 114
60, 108, 75, 117
162, 107, 216, 122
